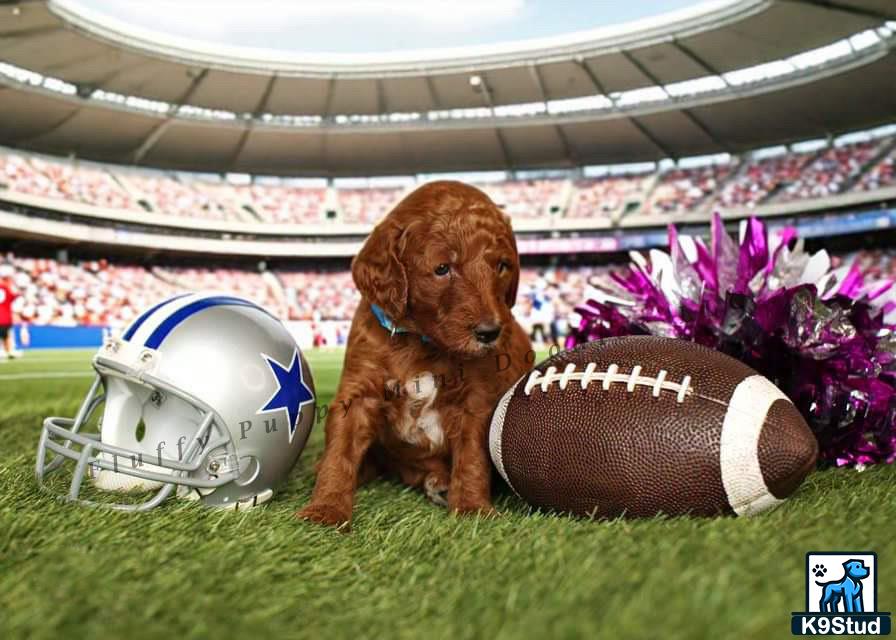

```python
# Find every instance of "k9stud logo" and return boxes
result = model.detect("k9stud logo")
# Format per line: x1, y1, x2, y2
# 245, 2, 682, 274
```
792, 552, 891, 635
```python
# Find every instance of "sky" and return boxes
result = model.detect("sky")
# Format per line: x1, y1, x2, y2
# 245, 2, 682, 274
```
68, 0, 704, 54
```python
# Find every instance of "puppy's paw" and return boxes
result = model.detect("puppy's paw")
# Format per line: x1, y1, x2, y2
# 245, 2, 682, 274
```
296, 502, 352, 531
423, 473, 449, 508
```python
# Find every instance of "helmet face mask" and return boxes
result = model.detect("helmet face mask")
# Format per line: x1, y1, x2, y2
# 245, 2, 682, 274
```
36, 294, 316, 511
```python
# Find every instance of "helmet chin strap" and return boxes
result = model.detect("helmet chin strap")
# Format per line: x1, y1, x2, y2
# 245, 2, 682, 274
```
370, 303, 431, 343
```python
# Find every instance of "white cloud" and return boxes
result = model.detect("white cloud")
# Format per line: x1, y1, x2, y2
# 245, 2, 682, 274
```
71, 0, 527, 42
268, 0, 525, 26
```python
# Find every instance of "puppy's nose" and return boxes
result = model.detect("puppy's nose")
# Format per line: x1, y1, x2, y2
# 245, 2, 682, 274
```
473, 323, 502, 344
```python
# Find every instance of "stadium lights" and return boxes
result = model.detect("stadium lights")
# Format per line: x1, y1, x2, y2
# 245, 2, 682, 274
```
177, 104, 236, 120
0, 26, 890, 128
7, 63, 76, 96
548, 95, 613, 114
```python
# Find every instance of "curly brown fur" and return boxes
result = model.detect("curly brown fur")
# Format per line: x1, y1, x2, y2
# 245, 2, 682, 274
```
297, 181, 533, 529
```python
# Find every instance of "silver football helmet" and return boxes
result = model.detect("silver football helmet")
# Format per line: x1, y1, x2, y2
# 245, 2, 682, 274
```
36, 292, 316, 511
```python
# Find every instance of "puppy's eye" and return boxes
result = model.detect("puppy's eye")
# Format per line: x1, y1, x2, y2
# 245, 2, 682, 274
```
434, 264, 450, 276
497, 260, 511, 274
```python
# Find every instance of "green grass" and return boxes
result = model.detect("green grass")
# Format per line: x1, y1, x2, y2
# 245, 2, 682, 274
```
1, 349, 894, 640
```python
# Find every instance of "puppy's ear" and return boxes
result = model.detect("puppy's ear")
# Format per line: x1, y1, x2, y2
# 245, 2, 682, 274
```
352, 218, 409, 320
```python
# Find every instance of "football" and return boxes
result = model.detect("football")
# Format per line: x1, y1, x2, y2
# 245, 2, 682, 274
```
489, 336, 819, 518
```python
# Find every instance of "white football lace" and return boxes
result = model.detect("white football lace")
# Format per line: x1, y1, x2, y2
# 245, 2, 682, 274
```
523, 362, 693, 403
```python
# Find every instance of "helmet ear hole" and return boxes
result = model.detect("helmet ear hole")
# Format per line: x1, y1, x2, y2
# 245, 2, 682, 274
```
235, 456, 260, 486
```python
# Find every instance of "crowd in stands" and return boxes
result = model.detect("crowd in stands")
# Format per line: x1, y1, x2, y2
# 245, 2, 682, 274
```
568, 174, 651, 218
0, 152, 136, 210
153, 266, 281, 310
338, 187, 403, 224
776, 140, 885, 202
239, 184, 327, 224
0, 251, 615, 342
2, 128, 895, 226
714, 152, 814, 208
857, 146, 896, 192
123, 173, 232, 220
2, 255, 177, 327
279, 270, 359, 322
10, 249, 896, 349
479, 180, 564, 218
645, 164, 734, 215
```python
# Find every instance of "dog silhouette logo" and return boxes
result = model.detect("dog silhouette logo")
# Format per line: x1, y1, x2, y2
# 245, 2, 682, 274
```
816, 559, 870, 613
792, 552, 891, 635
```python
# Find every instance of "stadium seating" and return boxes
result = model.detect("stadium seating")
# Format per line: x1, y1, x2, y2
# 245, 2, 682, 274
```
278, 270, 360, 321
337, 187, 404, 224
1, 249, 891, 346
569, 174, 652, 218
714, 151, 816, 208
5, 254, 178, 326
121, 173, 235, 220
857, 146, 896, 192
775, 140, 884, 202
479, 180, 564, 218
3, 130, 896, 226
237, 184, 327, 224
152, 266, 281, 310
0, 152, 137, 210
645, 163, 734, 214
1, 251, 613, 331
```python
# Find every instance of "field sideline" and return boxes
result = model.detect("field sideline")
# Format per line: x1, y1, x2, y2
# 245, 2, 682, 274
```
1, 348, 894, 640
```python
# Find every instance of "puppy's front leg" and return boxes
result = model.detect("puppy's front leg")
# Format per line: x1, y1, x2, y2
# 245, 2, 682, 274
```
447, 413, 495, 516
297, 397, 378, 529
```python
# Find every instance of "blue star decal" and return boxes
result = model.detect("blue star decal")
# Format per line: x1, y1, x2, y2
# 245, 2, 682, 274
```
257, 350, 314, 443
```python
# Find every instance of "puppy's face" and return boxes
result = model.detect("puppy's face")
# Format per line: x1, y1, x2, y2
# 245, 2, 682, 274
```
352, 181, 520, 357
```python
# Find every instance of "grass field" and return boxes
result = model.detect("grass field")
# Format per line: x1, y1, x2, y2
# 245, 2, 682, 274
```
1, 348, 894, 640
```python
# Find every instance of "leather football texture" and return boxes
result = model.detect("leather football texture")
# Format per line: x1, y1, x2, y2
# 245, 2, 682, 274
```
489, 336, 818, 518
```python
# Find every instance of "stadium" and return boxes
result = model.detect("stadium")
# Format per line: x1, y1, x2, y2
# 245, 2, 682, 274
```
1, 0, 895, 637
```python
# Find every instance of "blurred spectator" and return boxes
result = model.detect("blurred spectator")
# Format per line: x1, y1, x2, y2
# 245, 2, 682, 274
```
0, 264, 19, 358
154, 266, 280, 313
777, 140, 882, 202
238, 184, 326, 224
479, 180, 563, 218
5, 255, 180, 328
715, 152, 815, 208
5, 250, 896, 348
337, 187, 403, 224
279, 270, 360, 322
646, 163, 733, 214
569, 174, 650, 218
856, 147, 896, 192
0, 152, 137, 210
4, 134, 896, 225
124, 173, 234, 220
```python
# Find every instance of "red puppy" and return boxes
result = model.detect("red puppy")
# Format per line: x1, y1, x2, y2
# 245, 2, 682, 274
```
298, 181, 533, 528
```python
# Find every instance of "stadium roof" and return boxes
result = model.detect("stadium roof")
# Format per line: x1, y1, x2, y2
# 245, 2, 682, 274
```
0, 0, 894, 175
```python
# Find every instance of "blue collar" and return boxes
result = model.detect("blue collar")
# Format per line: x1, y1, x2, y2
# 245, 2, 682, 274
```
370, 304, 431, 343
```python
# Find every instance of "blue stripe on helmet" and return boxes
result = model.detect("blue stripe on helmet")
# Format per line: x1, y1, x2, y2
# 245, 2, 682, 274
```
122, 292, 193, 341
143, 296, 275, 349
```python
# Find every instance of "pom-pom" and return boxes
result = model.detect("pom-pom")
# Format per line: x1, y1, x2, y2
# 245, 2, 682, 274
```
567, 213, 896, 467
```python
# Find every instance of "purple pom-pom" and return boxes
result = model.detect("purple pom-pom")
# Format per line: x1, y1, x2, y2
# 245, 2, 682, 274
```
567, 214, 896, 468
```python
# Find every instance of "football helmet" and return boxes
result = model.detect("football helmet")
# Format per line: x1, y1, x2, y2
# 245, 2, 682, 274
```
36, 293, 316, 511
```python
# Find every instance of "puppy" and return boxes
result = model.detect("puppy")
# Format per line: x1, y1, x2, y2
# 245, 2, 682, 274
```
298, 181, 533, 528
